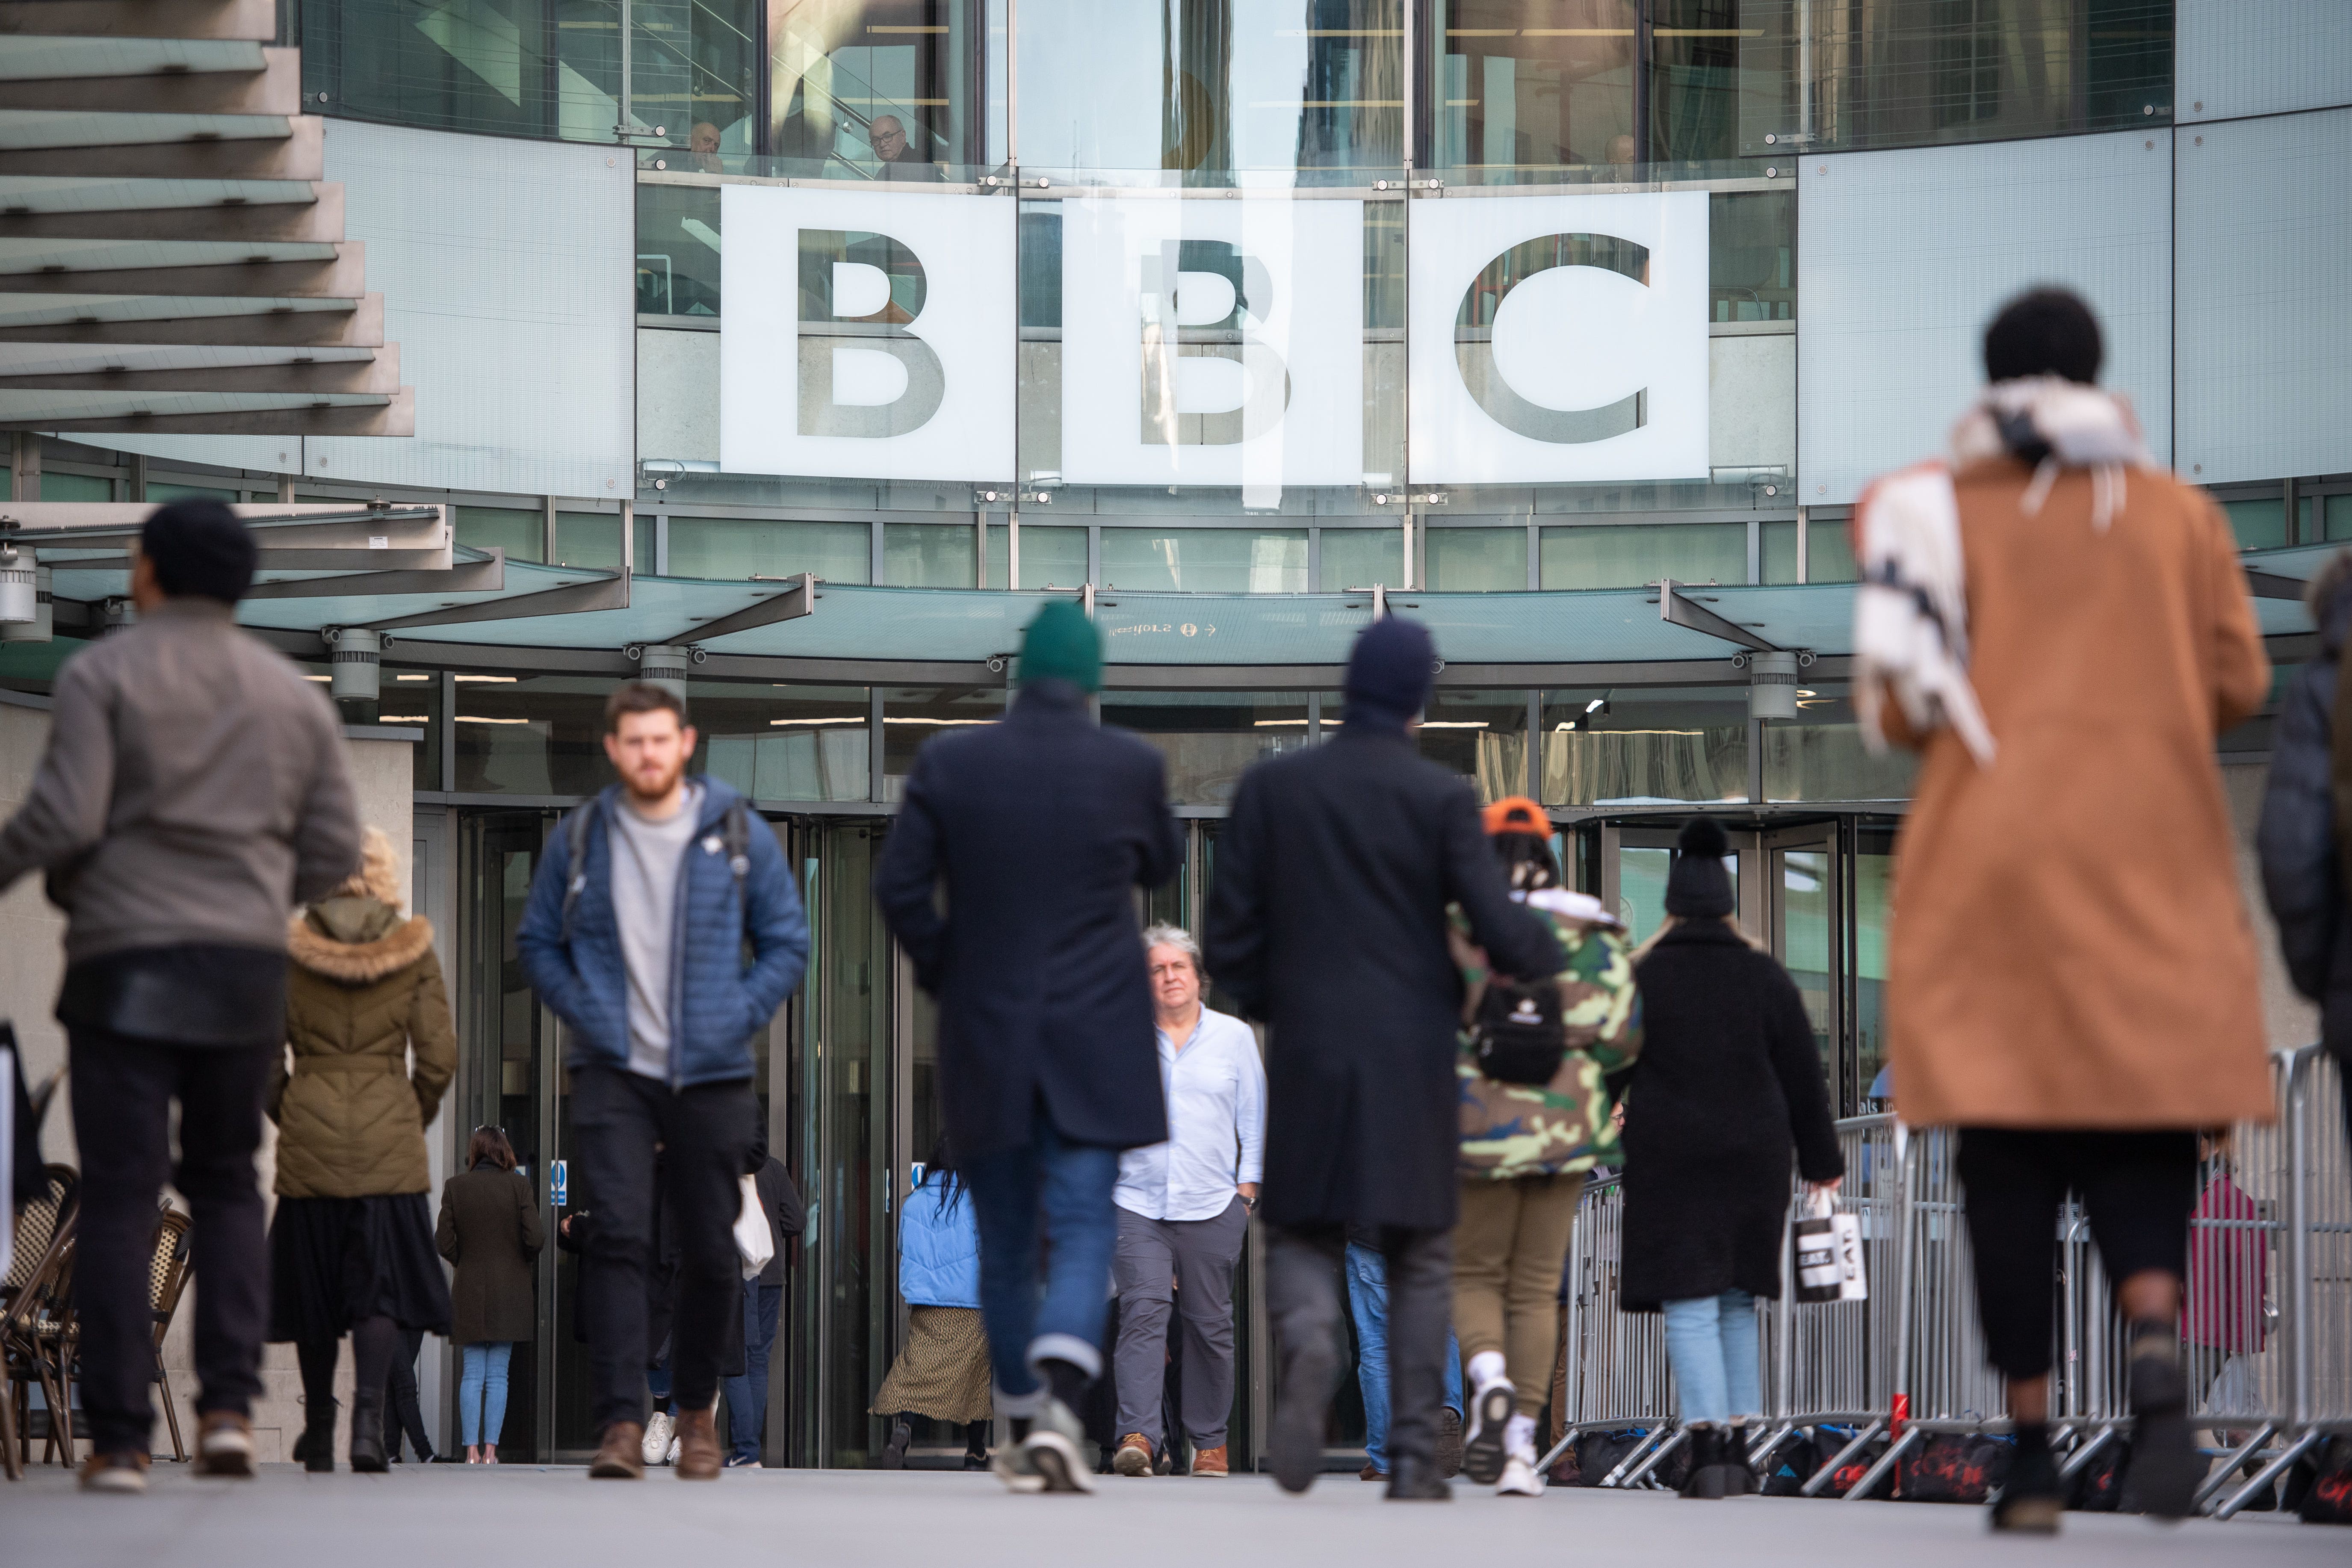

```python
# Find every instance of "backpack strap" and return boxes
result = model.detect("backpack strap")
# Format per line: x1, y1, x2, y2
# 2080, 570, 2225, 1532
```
722, 797, 752, 888
558, 796, 600, 943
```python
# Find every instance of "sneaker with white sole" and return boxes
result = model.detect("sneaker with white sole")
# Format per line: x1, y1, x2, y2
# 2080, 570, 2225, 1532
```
80, 1451, 149, 1494
641, 1410, 675, 1467
1461, 1381, 1515, 1486
194, 1411, 256, 1479
992, 1441, 1046, 1493
1020, 1398, 1095, 1494
1497, 1456, 1546, 1497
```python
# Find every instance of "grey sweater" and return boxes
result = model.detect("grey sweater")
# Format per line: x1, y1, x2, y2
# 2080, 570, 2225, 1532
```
0, 597, 362, 963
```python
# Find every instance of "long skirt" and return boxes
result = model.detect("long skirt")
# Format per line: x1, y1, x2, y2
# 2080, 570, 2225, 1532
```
871, 1306, 992, 1425
268, 1193, 452, 1343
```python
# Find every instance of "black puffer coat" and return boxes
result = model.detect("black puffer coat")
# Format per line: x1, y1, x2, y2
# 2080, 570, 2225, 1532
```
2257, 559, 2352, 1069
1618, 919, 1843, 1311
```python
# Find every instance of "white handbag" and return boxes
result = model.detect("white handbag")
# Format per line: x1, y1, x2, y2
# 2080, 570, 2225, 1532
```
1794, 1190, 1867, 1304
733, 1173, 774, 1280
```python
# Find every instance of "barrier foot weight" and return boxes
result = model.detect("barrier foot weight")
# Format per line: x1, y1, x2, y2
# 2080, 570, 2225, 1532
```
2211, 1429, 2323, 1522
1841, 1423, 1921, 1502
1797, 1419, 1884, 1497
1603, 1426, 1680, 1489
2189, 1423, 2277, 1513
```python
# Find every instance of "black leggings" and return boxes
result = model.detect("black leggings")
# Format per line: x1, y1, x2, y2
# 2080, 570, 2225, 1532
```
296, 1315, 402, 1427
1955, 1128, 2198, 1381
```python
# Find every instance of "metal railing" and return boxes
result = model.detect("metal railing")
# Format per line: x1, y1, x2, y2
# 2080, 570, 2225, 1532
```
1541, 1047, 2350, 1517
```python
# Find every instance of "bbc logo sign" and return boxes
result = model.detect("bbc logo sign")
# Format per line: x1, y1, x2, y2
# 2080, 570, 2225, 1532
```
719, 186, 1708, 487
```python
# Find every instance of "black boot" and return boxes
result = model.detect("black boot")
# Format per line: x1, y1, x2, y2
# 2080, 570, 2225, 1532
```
1991, 1423, 2062, 1534
2120, 1319, 2199, 1518
1679, 1424, 1727, 1500
349, 1390, 389, 1474
1724, 1422, 1762, 1496
301, 1399, 339, 1474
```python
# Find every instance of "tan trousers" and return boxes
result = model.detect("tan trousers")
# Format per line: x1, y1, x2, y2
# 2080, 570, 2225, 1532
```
1451, 1172, 1587, 1416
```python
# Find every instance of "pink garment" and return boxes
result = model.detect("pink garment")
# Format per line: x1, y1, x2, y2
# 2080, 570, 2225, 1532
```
2182, 1172, 2267, 1353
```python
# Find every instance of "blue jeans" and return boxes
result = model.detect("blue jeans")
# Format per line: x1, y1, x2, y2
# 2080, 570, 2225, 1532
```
458, 1342, 513, 1448
961, 1110, 1120, 1411
1661, 1290, 1760, 1424
721, 1282, 783, 1462
1344, 1241, 1463, 1473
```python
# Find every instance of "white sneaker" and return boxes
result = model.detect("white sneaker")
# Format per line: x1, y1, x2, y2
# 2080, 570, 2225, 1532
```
992, 1441, 1045, 1493
665, 1433, 682, 1465
1497, 1455, 1546, 1497
1020, 1398, 1096, 1494
641, 1411, 674, 1466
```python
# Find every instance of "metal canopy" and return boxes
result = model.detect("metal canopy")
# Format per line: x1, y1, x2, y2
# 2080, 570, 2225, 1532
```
0, 0, 405, 441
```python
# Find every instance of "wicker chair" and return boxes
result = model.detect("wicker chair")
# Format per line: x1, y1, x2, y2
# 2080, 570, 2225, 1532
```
2, 1164, 79, 1480
146, 1209, 194, 1462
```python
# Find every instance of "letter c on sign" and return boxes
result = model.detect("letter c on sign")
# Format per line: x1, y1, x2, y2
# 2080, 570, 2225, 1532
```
1455, 234, 1649, 444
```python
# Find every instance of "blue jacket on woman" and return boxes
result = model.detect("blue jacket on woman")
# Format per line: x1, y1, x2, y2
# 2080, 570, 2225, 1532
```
517, 777, 808, 1088
899, 1167, 981, 1309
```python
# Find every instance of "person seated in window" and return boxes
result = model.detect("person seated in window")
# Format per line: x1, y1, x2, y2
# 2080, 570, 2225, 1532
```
870, 115, 940, 182
689, 122, 724, 175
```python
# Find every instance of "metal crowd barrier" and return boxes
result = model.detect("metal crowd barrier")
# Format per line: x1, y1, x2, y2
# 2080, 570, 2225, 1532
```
1539, 1046, 2350, 1518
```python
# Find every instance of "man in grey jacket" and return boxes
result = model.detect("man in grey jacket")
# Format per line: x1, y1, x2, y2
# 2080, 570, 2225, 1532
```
0, 500, 360, 1492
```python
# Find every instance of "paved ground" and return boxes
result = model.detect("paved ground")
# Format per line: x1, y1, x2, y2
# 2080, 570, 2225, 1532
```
6, 1464, 2337, 1567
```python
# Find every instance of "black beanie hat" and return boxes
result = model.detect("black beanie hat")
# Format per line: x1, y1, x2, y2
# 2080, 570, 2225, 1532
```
140, 499, 257, 604
1344, 616, 1436, 729
1664, 817, 1735, 919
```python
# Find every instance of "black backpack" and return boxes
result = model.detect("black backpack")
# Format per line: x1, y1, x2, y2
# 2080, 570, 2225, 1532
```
1470, 975, 1567, 1085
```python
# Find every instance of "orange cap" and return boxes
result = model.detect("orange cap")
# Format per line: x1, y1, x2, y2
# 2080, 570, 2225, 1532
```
1482, 796, 1549, 836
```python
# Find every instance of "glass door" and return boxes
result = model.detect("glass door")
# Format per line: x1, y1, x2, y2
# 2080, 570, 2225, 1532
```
1765, 825, 1843, 1104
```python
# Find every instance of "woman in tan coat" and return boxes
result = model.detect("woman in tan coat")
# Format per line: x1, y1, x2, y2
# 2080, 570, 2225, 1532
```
1876, 291, 2271, 1531
266, 827, 455, 1474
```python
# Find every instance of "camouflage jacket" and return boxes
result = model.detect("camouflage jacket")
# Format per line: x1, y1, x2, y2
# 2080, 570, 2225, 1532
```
1454, 890, 1642, 1180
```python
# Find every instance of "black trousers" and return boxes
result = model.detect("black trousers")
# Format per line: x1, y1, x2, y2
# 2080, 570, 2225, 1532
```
386, 1326, 431, 1459
67, 1029, 274, 1456
1265, 1222, 1454, 1473
570, 1066, 754, 1435
1956, 1128, 2198, 1381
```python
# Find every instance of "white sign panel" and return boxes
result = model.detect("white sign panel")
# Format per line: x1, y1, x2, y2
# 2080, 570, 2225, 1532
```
1408, 191, 1709, 484
720, 186, 1014, 482
1059, 197, 1364, 489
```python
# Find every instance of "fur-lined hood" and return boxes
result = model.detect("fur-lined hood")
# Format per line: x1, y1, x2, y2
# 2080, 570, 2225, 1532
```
287, 825, 434, 983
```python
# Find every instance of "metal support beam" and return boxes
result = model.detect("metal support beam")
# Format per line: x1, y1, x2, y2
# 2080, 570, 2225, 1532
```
9, 389, 411, 437
241, 555, 505, 600
0, 48, 300, 115
0, 241, 367, 299
0, 349, 398, 396
364, 567, 629, 632
2246, 568, 2308, 602
0, 115, 322, 181
652, 572, 816, 645
0, 293, 383, 349
0, 183, 340, 243
1657, 579, 1783, 653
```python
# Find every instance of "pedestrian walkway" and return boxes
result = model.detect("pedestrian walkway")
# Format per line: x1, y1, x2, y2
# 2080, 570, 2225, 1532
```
6, 1465, 2332, 1567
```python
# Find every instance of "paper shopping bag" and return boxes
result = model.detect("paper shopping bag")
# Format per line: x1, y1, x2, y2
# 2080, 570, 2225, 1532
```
1794, 1193, 1867, 1304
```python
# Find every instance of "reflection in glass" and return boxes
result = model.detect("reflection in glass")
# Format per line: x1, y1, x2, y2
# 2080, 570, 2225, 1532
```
1417, 688, 1531, 800
637, 183, 722, 317
1100, 528, 1307, 592
882, 685, 1008, 797
668, 517, 873, 582
552, 511, 624, 571
453, 675, 610, 797
303, 0, 624, 144
1853, 824, 1896, 1108
1759, 517, 1856, 585
1539, 522, 1744, 590
883, 523, 978, 586
1759, 685, 1915, 803
1100, 691, 1309, 805
1425, 527, 1526, 591
377, 670, 444, 794
633, 0, 761, 154
1319, 525, 1404, 589
1429, 0, 1635, 174
457, 505, 544, 564
1540, 687, 1747, 805
767, 0, 978, 176
1017, 0, 1402, 180
696, 683, 872, 801
1778, 846, 1834, 1083
984, 523, 1090, 588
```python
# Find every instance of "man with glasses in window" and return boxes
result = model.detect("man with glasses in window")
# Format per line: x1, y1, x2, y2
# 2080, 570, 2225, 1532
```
869, 114, 939, 181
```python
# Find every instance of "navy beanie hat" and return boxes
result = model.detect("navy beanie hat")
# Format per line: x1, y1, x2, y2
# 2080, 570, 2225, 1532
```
140, 499, 257, 605
1344, 616, 1436, 729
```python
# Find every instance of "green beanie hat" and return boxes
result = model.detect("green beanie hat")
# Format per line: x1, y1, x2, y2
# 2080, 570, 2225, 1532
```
1019, 600, 1102, 694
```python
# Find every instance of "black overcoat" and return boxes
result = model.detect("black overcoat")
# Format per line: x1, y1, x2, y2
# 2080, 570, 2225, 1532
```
873, 682, 1182, 1159
1203, 726, 1563, 1232
1618, 920, 1844, 1311
435, 1165, 544, 1344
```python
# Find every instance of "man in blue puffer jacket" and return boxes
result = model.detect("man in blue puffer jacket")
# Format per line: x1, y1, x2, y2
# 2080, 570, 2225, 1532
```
519, 682, 808, 1481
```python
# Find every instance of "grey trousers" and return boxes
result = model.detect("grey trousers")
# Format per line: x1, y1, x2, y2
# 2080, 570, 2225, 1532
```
1111, 1197, 1250, 1450
1266, 1222, 1454, 1475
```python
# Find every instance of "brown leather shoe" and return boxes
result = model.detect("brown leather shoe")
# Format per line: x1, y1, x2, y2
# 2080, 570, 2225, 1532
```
1360, 1460, 1384, 1482
673, 1406, 723, 1479
1192, 1444, 1230, 1477
1113, 1431, 1153, 1477
193, 1411, 255, 1479
80, 1450, 150, 1493
590, 1421, 647, 1479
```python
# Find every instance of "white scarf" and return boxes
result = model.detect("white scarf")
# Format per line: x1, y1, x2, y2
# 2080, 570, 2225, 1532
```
1851, 381, 2148, 766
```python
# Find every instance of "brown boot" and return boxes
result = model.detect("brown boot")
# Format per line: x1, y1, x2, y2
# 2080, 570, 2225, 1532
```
1113, 1432, 1153, 1476
673, 1406, 723, 1480
590, 1421, 647, 1479
1192, 1444, 1230, 1477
